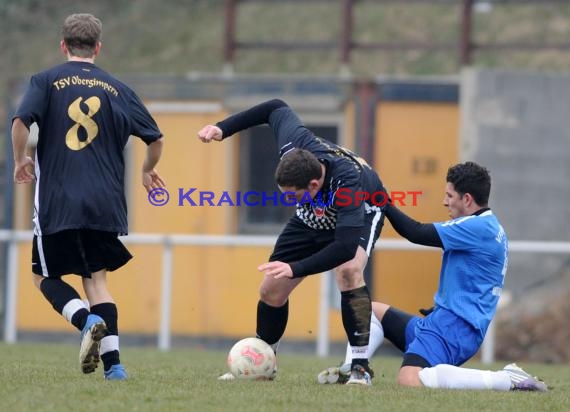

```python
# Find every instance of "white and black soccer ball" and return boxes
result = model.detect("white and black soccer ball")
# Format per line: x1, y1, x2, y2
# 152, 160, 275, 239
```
227, 337, 276, 380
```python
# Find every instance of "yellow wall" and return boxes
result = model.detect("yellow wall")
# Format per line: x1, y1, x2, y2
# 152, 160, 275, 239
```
373, 101, 459, 312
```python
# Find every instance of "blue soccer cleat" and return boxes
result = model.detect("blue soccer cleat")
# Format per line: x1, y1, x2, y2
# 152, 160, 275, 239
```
104, 364, 128, 381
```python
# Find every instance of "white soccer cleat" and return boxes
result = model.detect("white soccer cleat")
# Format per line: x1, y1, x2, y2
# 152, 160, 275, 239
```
503, 363, 548, 392
317, 363, 351, 384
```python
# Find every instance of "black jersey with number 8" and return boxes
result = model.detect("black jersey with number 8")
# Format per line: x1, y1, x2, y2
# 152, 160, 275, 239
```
14, 61, 162, 235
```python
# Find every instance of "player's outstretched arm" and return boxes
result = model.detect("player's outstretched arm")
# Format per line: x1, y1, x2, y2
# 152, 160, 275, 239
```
200, 99, 288, 142
385, 204, 442, 247
197, 125, 223, 143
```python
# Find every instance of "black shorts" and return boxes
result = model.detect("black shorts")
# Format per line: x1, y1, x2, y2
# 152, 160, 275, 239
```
32, 229, 133, 278
269, 210, 384, 263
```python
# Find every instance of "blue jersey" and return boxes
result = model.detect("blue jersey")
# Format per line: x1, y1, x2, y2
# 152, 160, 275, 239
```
433, 210, 508, 338
14, 61, 162, 235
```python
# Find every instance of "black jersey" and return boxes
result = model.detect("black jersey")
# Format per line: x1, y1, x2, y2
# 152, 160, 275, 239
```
14, 61, 162, 235
268, 105, 386, 230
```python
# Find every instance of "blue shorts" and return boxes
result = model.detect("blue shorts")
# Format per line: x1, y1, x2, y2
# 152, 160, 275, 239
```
404, 307, 482, 367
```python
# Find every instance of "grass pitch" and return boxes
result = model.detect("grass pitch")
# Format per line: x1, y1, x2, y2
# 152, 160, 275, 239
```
0, 342, 568, 412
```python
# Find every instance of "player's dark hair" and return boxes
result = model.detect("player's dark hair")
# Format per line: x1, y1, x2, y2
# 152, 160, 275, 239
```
275, 149, 323, 189
62, 13, 102, 58
446, 161, 491, 206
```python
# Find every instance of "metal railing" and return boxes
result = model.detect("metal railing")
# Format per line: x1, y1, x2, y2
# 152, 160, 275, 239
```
223, 0, 570, 69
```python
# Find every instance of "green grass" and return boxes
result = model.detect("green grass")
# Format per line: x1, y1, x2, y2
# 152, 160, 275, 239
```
0, 342, 568, 412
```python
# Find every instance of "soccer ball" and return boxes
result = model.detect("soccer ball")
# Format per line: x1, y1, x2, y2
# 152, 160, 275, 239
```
227, 337, 276, 380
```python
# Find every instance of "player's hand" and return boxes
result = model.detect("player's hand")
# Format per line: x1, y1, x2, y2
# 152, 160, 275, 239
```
13, 156, 35, 183
197, 125, 223, 143
258, 261, 293, 279
142, 169, 166, 193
